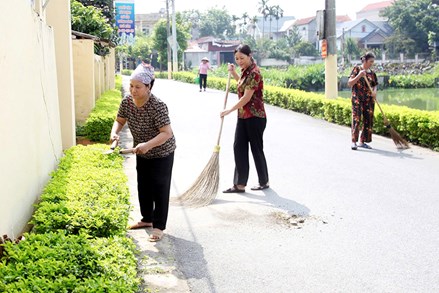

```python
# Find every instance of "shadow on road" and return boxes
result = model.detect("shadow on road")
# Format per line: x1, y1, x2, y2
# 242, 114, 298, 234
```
356, 147, 422, 160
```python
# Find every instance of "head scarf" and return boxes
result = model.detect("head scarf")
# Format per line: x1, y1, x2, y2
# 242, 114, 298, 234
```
130, 65, 154, 85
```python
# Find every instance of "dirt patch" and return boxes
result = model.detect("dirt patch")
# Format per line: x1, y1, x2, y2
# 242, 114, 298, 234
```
272, 211, 328, 229
76, 136, 95, 146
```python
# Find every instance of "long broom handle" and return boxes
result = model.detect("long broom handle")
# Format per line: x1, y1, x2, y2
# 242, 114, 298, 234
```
216, 71, 232, 146
363, 76, 389, 125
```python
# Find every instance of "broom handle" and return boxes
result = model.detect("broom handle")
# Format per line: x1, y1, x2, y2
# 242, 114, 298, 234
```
363, 76, 389, 125
216, 71, 232, 146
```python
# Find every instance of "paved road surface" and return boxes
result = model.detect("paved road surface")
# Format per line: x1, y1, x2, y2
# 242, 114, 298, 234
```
123, 76, 439, 292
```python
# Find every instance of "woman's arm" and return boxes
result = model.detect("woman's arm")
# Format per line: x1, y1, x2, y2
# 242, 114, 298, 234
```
110, 117, 127, 141
220, 88, 254, 117
347, 69, 366, 88
228, 63, 240, 81
134, 124, 173, 154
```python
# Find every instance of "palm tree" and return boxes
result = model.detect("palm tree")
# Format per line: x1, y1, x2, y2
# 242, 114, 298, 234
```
258, 0, 269, 38
273, 5, 284, 39
267, 5, 276, 40
241, 12, 249, 35
250, 15, 259, 39
231, 15, 240, 36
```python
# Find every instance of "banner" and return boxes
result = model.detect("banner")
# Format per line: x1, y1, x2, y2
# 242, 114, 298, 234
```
115, 0, 135, 45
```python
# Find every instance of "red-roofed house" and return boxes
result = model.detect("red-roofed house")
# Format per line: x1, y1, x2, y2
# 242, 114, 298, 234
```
356, 1, 393, 21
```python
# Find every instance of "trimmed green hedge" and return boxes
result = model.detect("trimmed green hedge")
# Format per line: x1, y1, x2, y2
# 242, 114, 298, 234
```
82, 75, 123, 142
30, 145, 131, 238
169, 72, 439, 151
0, 232, 139, 292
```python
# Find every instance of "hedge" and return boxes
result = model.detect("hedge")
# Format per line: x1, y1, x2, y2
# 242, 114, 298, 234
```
169, 72, 439, 151
0, 232, 139, 292
82, 75, 123, 142
30, 145, 131, 238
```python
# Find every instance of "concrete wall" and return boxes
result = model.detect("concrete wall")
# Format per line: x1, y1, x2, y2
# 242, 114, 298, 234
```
73, 40, 96, 122
46, 0, 76, 149
73, 41, 116, 124
0, 1, 63, 238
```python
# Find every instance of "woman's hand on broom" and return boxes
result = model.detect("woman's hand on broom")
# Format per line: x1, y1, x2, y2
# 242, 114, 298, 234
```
220, 109, 232, 117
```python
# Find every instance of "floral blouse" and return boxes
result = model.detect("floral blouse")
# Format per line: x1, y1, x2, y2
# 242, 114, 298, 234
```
117, 94, 176, 159
350, 65, 378, 101
237, 61, 266, 119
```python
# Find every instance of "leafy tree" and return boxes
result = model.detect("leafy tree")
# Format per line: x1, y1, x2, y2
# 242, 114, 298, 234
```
71, 0, 118, 55
179, 10, 202, 40
198, 8, 234, 39
382, 0, 439, 53
75, 0, 114, 22
384, 33, 416, 57
293, 41, 318, 57
152, 19, 190, 69
345, 37, 361, 61
285, 25, 302, 47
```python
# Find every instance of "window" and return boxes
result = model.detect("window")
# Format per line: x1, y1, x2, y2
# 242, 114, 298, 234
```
362, 25, 366, 33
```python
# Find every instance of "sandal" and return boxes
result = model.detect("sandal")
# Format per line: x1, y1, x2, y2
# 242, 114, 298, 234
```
148, 228, 164, 242
129, 221, 153, 229
222, 185, 245, 193
358, 143, 372, 149
251, 184, 270, 191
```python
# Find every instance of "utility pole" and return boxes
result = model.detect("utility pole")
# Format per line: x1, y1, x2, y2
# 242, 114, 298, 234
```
166, 0, 172, 79
171, 0, 178, 72
324, 0, 338, 99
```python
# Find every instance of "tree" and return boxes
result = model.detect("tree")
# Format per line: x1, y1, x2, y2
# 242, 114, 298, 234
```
293, 41, 318, 57
345, 37, 361, 61
71, 0, 118, 55
198, 8, 234, 39
250, 15, 259, 39
382, 0, 439, 53
180, 10, 202, 40
152, 19, 189, 69
75, 0, 114, 22
285, 25, 302, 47
273, 5, 284, 37
258, 0, 270, 38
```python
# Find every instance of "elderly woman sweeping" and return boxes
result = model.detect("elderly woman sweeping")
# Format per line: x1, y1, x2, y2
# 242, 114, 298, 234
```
110, 67, 176, 242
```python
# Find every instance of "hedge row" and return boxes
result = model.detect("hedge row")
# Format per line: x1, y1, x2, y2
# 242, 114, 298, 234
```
170, 72, 439, 151
0, 145, 139, 291
82, 75, 123, 142
0, 232, 138, 292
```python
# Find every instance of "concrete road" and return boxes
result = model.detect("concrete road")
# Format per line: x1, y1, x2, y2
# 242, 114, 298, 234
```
123, 76, 439, 292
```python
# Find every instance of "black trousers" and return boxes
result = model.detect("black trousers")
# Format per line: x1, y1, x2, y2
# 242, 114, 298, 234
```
199, 73, 207, 89
136, 152, 174, 230
233, 117, 269, 186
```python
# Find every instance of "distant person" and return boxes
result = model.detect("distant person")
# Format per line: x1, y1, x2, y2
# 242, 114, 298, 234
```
220, 44, 269, 193
136, 58, 155, 89
110, 66, 176, 242
347, 51, 378, 150
198, 57, 212, 92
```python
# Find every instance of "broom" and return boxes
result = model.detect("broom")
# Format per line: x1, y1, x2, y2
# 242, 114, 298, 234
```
363, 77, 409, 149
176, 72, 232, 207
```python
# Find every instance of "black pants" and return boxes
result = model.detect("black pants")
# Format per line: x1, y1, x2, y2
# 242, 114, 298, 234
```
199, 74, 207, 89
136, 152, 174, 230
233, 117, 269, 186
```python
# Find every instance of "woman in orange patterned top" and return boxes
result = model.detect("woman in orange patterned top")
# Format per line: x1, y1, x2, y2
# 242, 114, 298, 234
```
221, 44, 269, 193
347, 51, 378, 150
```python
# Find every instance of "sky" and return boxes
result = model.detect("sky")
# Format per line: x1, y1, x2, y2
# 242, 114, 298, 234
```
133, 0, 386, 20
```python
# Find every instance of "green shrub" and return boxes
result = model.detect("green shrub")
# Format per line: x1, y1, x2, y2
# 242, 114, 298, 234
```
83, 89, 121, 142
389, 74, 436, 88
121, 69, 133, 76
168, 72, 439, 151
0, 232, 139, 292
30, 145, 131, 238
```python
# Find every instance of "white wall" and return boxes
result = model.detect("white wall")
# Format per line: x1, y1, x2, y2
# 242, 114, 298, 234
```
0, 1, 63, 238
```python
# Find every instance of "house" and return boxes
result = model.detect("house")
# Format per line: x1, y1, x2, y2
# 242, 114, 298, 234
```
337, 18, 393, 50
184, 37, 241, 69
356, 1, 393, 21
135, 12, 163, 36
247, 16, 295, 40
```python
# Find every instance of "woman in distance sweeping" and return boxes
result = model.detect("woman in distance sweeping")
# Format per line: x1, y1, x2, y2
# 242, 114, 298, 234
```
347, 51, 378, 150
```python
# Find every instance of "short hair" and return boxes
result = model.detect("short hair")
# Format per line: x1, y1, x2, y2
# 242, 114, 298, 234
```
234, 44, 252, 56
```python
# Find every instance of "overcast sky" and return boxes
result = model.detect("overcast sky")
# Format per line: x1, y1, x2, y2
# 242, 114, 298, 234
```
133, 0, 386, 20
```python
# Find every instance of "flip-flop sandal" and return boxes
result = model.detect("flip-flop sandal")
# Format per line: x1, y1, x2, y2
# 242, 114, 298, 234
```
251, 184, 269, 191
148, 229, 164, 242
358, 143, 372, 149
129, 221, 153, 229
223, 186, 245, 193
